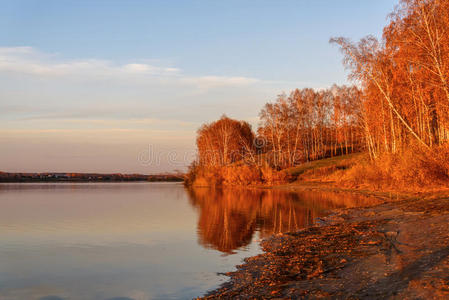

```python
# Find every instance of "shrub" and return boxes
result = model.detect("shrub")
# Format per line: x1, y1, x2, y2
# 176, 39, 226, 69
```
338, 143, 449, 191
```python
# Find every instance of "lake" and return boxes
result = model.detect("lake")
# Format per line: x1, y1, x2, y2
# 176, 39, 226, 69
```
0, 182, 377, 300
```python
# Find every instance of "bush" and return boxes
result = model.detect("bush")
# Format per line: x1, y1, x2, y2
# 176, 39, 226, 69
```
338, 144, 449, 191
185, 161, 289, 187
222, 165, 262, 185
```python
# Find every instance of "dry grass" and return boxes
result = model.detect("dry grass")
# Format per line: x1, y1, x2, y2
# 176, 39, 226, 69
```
282, 153, 362, 183
285, 153, 362, 177
333, 144, 449, 191
186, 163, 288, 187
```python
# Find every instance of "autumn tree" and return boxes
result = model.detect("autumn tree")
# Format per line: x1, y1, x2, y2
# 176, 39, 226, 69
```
331, 0, 449, 159
196, 115, 255, 167
258, 86, 363, 168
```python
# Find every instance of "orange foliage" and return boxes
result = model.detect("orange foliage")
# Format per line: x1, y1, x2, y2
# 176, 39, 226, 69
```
258, 86, 363, 169
336, 144, 449, 191
185, 163, 288, 187
326, 0, 449, 189
188, 0, 449, 189
332, 0, 449, 157
196, 115, 254, 167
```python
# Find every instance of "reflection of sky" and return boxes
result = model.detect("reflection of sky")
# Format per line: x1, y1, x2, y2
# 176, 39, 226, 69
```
0, 182, 379, 299
0, 183, 193, 245
0, 1, 396, 173
0, 183, 261, 300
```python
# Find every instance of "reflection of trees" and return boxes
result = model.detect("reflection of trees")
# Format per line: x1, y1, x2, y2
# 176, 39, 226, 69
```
186, 187, 378, 254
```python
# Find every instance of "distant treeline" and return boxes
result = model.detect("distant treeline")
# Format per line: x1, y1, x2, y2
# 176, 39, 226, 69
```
0, 172, 184, 183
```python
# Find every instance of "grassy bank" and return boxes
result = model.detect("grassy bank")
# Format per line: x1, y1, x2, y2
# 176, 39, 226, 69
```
283, 149, 449, 194
285, 153, 362, 178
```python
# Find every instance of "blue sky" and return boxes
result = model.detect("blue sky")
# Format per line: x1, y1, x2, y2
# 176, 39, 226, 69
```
0, 0, 397, 173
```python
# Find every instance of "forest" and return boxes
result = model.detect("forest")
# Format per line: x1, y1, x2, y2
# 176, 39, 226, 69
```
186, 0, 449, 190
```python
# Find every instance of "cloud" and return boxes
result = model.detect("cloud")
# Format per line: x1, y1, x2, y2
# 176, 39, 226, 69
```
0, 47, 258, 89
19, 117, 199, 130
122, 63, 180, 75
0, 47, 280, 141
0, 46, 34, 55
180, 75, 259, 89
0, 47, 287, 172
0, 47, 180, 78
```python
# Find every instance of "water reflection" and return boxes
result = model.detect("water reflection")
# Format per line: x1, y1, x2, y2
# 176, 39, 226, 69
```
0, 183, 379, 299
187, 187, 379, 254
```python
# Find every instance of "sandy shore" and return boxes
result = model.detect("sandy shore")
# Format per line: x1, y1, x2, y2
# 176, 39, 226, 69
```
201, 185, 449, 299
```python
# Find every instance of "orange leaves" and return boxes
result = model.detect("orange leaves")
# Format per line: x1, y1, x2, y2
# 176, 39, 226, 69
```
196, 115, 255, 167
258, 86, 363, 168
332, 0, 449, 157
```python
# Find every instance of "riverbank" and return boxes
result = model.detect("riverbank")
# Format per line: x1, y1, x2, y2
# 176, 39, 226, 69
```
202, 184, 449, 299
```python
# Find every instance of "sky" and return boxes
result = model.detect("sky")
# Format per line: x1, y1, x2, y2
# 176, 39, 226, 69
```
0, 0, 397, 173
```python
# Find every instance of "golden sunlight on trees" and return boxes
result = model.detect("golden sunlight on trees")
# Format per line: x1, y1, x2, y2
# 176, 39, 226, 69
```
186, 115, 290, 186
331, 0, 449, 158
187, 0, 449, 189
258, 86, 362, 169
325, 0, 449, 188
186, 88, 363, 187
196, 115, 255, 167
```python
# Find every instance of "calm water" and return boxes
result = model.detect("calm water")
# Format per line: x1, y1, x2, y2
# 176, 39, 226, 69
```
0, 182, 378, 300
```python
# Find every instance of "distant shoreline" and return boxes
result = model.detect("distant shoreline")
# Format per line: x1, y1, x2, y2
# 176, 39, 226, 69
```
0, 172, 184, 183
